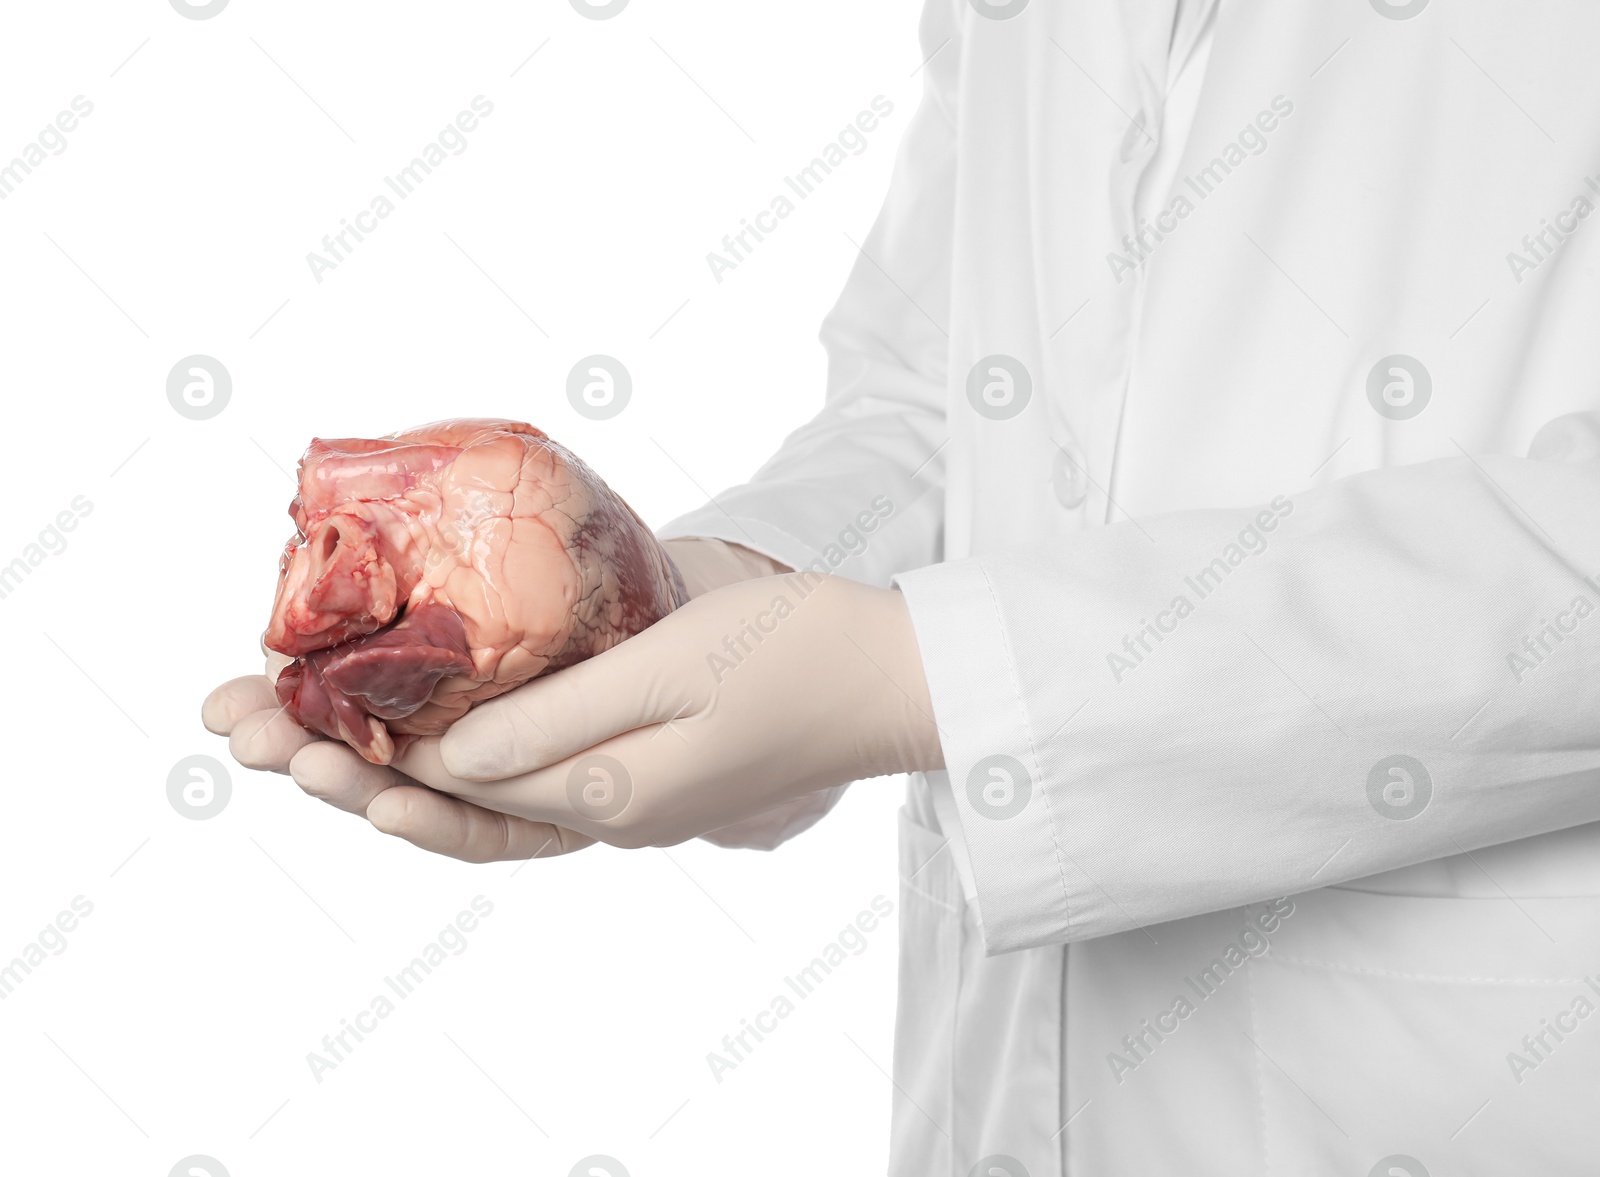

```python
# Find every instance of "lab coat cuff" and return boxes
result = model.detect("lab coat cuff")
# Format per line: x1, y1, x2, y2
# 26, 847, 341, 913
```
894, 558, 1076, 955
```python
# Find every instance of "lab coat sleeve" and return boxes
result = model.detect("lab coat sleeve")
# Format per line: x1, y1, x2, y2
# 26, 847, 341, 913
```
659, 2, 959, 852
894, 413, 1600, 952
655, 0, 959, 588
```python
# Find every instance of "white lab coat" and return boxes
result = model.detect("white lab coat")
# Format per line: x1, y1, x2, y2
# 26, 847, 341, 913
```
661, 0, 1600, 1171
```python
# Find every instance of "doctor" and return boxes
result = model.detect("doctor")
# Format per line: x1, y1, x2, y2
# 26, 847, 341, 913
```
207, 0, 1600, 1170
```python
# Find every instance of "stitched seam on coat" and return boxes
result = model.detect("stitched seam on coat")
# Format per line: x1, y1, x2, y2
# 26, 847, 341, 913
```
1269, 953, 1588, 984
1245, 962, 1271, 1177
976, 563, 1076, 937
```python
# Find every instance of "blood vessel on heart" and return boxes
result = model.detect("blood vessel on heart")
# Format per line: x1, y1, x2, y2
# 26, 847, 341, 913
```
265, 418, 687, 764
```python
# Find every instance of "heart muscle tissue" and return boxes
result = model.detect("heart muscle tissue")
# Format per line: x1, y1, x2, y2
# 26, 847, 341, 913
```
264, 418, 687, 764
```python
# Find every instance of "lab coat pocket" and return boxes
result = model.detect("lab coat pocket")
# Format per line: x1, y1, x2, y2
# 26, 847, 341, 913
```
891, 803, 1066, 1177
1246, 887, 1600, 1176
892, 804, 961, 1176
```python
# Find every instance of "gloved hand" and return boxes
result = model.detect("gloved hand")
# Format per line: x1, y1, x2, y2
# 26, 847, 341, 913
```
198, 538, 799, 862
662, 537, 855, 848
389, 571, 946, 848
201, 657, 591, 862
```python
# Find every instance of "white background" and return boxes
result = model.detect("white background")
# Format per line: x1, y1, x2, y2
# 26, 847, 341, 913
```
0, 1, 924, 1172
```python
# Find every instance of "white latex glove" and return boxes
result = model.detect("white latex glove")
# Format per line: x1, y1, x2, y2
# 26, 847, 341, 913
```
198, 539, 816, 862
389, 571, 946, 848
201, 645, 593, 862
660, 536, 790, 597
663, 537, 856, 848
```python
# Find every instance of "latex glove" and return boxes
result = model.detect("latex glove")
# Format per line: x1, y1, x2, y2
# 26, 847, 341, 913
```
661, 536, 851, 848
197, 540, 784, 862
389, 572, 946, 848
201, 651, 590, 862
659, 536, 790, 597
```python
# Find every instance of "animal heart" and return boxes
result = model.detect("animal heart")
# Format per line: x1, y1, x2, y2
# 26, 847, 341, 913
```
265, 419, 687, 764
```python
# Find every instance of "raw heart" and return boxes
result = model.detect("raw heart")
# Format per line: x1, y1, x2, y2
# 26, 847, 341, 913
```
265, 418, 687, 764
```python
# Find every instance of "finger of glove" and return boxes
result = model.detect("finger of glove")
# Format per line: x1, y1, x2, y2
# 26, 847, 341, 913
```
364, 784, 593, 863
229, 706, 319, 774
290, 740, 406, 816
202, 676, 278, 735
438, 638, 684, 781
402, 724, 703, 846
398, 735, 569, 817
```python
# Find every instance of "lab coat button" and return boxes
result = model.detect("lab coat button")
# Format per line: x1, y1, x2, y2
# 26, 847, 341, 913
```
1052, 446, 1090, 509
